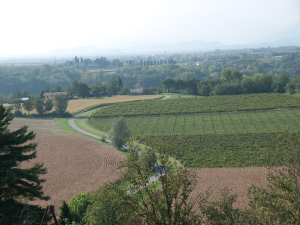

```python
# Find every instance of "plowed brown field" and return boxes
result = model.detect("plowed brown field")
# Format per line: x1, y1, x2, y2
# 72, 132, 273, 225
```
22, 135, 126, 212
190, 167, 268, 210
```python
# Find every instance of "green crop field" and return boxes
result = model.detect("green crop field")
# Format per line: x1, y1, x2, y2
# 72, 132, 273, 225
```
87, 93, 300, 168
137, 132, 288, 168
88, 108, 300, 136
90, 93, 300, 117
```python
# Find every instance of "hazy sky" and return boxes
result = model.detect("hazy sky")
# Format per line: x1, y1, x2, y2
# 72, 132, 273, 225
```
1, 0, 300, 56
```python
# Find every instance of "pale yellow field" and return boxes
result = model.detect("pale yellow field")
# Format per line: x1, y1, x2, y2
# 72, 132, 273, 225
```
3, 95, 163, 115
67, 95, 162, 114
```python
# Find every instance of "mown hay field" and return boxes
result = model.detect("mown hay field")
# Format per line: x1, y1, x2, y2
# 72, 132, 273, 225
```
4, 95, 162, 115
67, 95, 163, 114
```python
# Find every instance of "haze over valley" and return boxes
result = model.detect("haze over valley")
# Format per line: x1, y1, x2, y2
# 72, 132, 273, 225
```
2, 1, 300, 224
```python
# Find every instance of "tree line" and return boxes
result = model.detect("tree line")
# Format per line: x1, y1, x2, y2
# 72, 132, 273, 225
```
4, 77, 130, 116
161, 68, 299, 96
0, 52, 299, 96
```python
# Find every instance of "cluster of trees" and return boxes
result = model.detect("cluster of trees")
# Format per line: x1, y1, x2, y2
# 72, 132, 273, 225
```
67, 57, 124, 68
57, 131, 300, 224
69, 56, 110, 68
0, 52, 299, 96
161, 68, 299, 96
9, 89, 69, 116
65, 77, 129, 98
2, 76, 129, 116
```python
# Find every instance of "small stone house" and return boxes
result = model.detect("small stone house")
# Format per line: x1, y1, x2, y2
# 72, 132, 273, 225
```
43, 92, 68, 100
130, 80, 144, 94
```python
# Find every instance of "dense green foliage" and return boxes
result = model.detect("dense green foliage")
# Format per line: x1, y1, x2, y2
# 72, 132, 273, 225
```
83, 185, 134, 224
137, 132, 283, 168
89, 108, 300, 136
0, 51, 299, 96
58, 201, 71, 225
58, 192, 91, 224
0, 105, 49, 224
90, 93, 300, 117
108, 117, 131, 149
54, 94, 69, 115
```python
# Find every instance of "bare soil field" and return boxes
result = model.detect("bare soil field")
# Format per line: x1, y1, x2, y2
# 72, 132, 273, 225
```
190, 167, 268, 210
22, 135, 126, 213
9, 118, 126, 213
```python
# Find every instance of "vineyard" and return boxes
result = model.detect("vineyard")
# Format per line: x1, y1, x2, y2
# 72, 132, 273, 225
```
90, 93, 300, 117
137, 132, 286, 168
87, 93, 300, 168
88, 108, 300, 136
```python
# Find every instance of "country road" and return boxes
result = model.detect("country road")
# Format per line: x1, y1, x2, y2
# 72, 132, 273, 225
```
68, 109, 111, 143
68, 104, 165, 190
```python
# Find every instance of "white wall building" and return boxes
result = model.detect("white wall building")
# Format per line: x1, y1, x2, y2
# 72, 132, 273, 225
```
130, 80, 144, 94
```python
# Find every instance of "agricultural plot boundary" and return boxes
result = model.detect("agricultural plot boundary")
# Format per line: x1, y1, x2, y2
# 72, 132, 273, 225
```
90, 93, 300, 118
88, 108, 300, 136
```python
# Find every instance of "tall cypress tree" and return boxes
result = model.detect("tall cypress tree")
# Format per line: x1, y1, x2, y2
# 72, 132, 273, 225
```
0, 104, 50, 224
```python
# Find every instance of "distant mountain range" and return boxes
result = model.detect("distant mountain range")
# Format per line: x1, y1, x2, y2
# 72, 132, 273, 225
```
36, 22, 300, 57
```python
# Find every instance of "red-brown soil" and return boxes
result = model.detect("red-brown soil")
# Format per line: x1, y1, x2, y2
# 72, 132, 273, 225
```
190, 167, 268, 210
21, 135, 126, 213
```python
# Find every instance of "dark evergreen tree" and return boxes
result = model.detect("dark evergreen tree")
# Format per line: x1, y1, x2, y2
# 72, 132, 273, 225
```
0, 104, 50, 224
58, 201, 71, 225
118, 77, 123, 89
44, 99, 53, 112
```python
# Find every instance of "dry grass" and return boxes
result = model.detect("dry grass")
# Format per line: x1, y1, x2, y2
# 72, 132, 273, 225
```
4, 95, 162, 115
67, 95, 162, 114
22, 135, 126, 213
8, 118, 64, 136
190, 167, 268, 210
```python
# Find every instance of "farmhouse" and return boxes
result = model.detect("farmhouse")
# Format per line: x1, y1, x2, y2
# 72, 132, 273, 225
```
130, 80, 144, 94
43, 92, 68, 100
